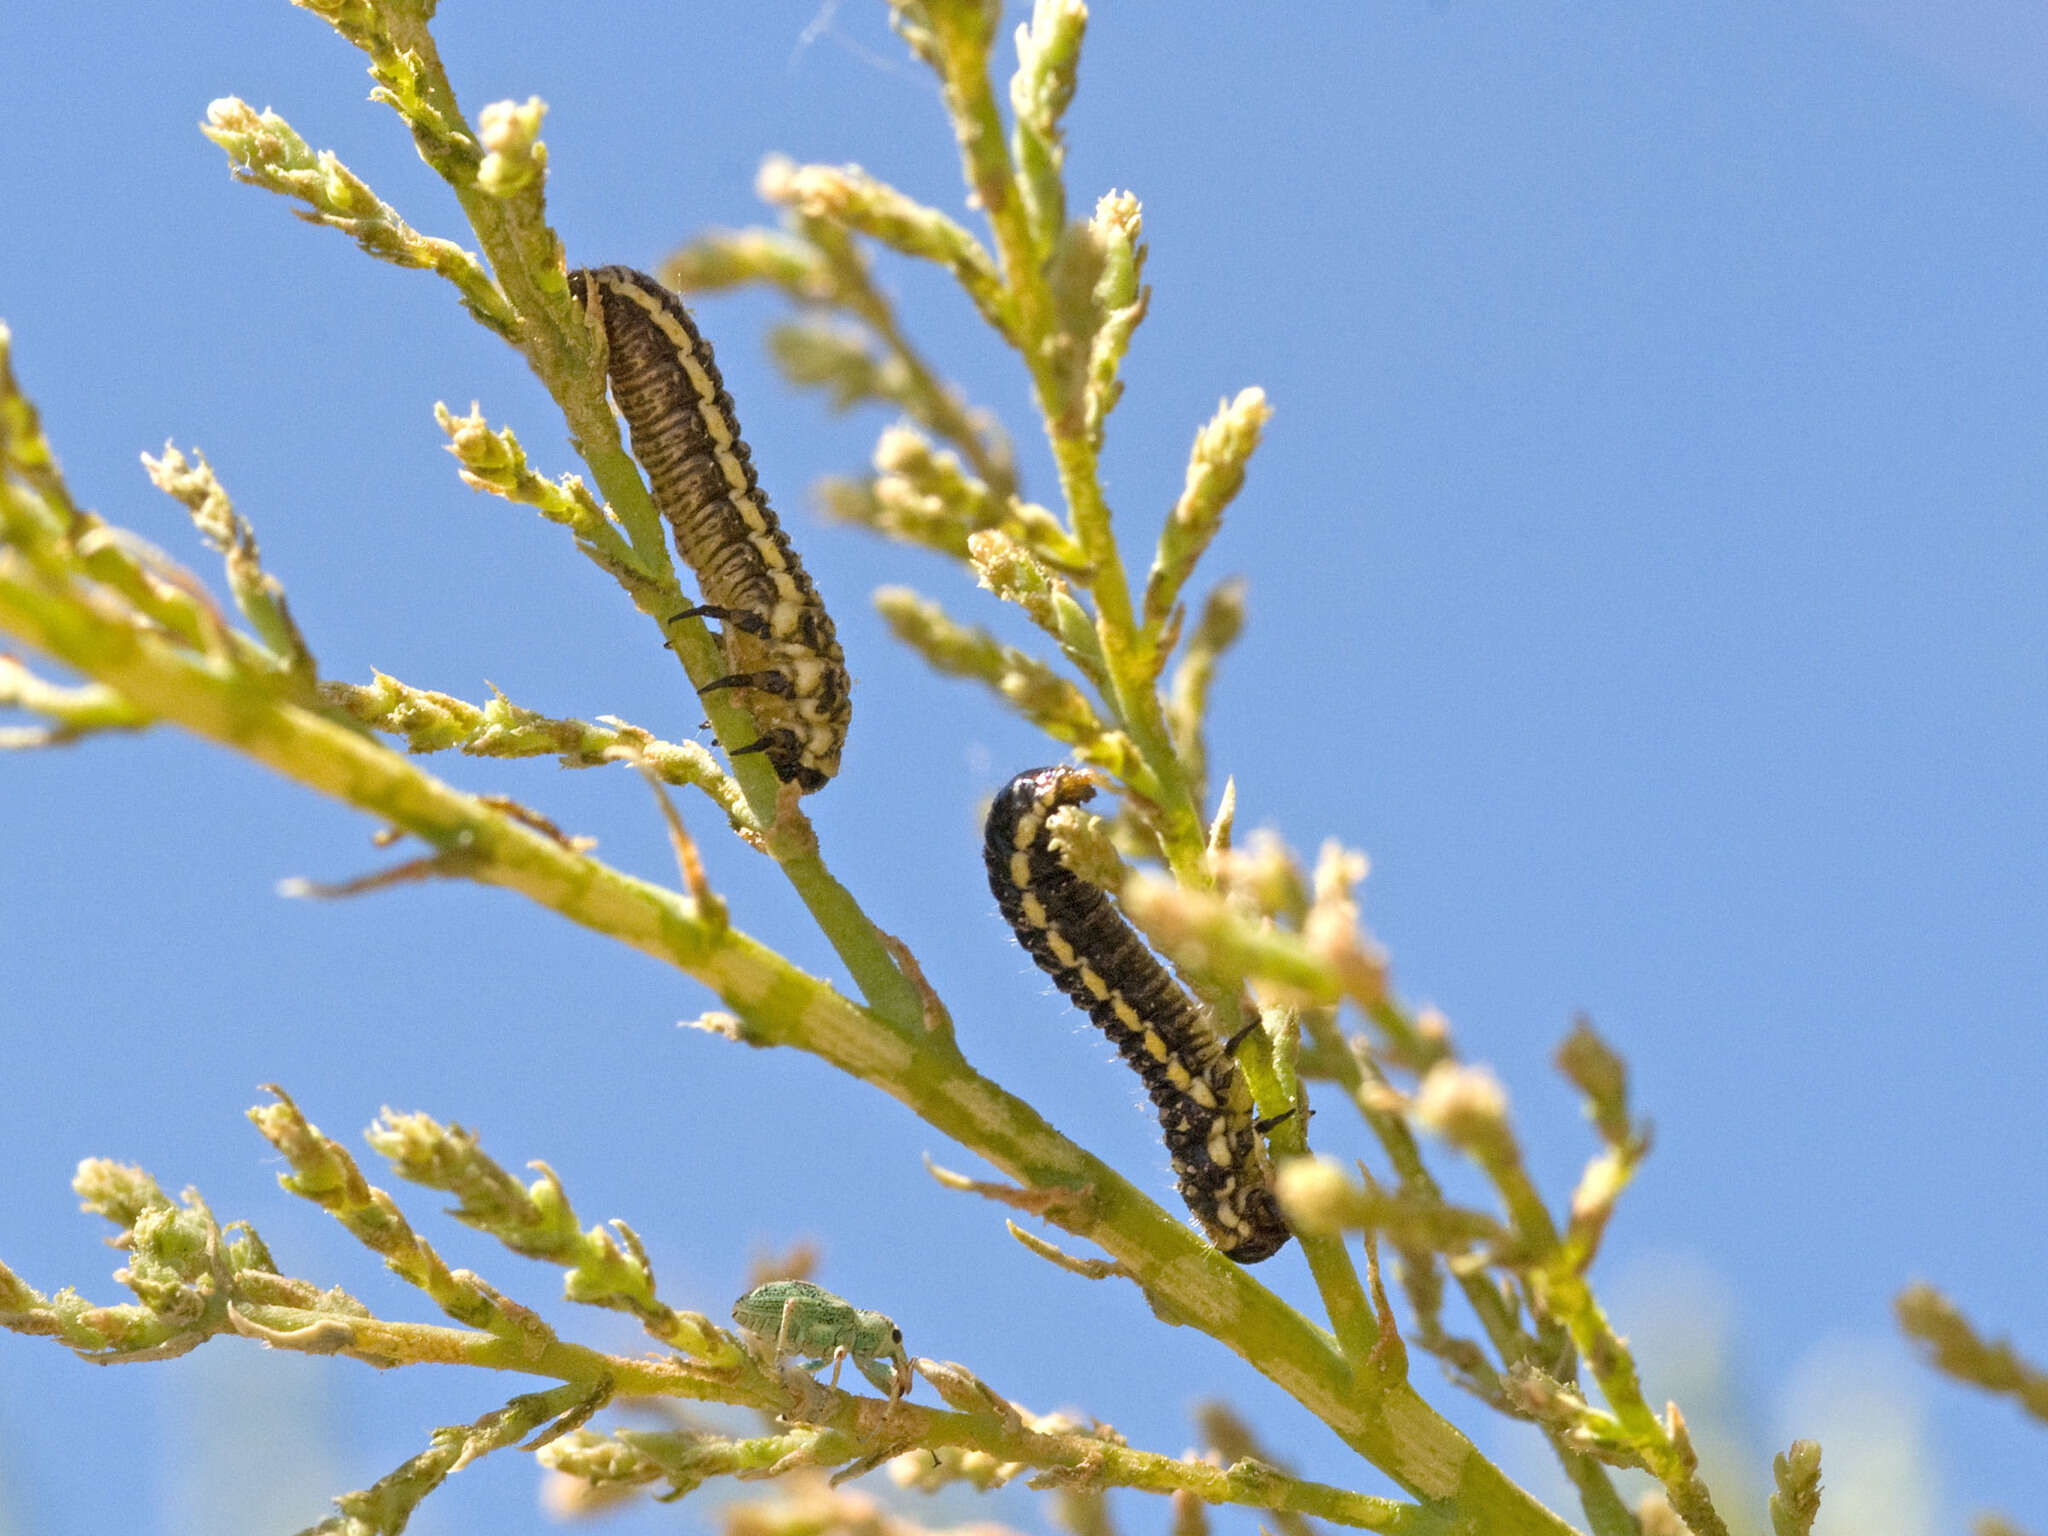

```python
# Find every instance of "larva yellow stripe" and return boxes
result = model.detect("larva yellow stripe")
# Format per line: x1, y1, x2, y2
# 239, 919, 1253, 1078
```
569, 264, 851, 792
982, 766, 1292, 1264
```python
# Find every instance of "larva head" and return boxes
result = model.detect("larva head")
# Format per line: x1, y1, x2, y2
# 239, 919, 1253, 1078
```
566, 263, 644, 313
987, 765, 1101, 856
565, 265, 607, 328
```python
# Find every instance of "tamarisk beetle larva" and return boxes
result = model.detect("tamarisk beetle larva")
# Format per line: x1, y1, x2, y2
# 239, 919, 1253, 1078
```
570, 265, 851, 791
983, 766, 1292, 1263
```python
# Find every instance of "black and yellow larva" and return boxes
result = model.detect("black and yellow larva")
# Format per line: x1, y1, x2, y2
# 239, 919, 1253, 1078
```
983, 766, 1292, 1264
570, 265, 850, 791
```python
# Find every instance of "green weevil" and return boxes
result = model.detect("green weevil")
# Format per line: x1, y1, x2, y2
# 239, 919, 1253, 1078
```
731, 1279, 911, 1401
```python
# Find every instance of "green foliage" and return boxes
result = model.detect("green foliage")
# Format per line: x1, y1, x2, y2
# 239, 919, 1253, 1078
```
1766, 1441, 1823, 1536
2, 4, 2039, 1535
1896, 1284, 2048, 1425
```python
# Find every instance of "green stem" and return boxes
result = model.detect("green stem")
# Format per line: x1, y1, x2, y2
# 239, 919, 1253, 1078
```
1461, 1122, 1722, 1534
234, 1303, 1431, 1531
0, 568, 1573, 1535
232, 1302, 766, 1401
1299, 1230, 1380, 1378
1249, 1010, 1378, 1375
920, 8, 1207, 877
775, 844, 925, 1030
1301, 1013, 1635, 1536
349, 17, 919, 1029
812, 224, 1018, 505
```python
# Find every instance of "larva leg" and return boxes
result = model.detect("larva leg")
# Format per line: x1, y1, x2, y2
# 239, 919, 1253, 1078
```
732, 729, 799, 761
672, 602, 773, 640
701, 670, 794, 697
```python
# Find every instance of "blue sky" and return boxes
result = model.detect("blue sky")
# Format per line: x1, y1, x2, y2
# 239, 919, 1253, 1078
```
2, 5, 2043, 1534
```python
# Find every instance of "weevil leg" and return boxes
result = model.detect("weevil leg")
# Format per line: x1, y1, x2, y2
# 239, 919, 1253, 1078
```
828, 1345, 849, 1389
855, 1352, 905, 1399
776, 1297, 800, 1361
